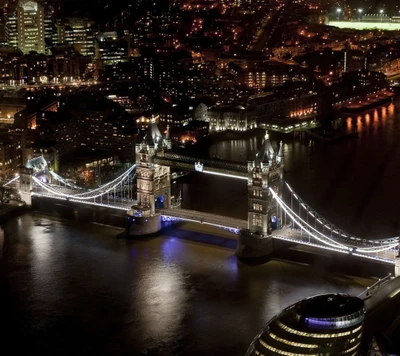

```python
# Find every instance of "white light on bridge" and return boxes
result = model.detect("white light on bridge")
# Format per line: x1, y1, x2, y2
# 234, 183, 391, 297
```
202, 170, 248, 180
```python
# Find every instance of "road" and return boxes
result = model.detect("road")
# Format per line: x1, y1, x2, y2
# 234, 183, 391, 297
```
362, 277, 400, 354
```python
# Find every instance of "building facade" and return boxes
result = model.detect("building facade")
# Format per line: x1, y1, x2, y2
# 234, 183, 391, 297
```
17, 0, 45, 54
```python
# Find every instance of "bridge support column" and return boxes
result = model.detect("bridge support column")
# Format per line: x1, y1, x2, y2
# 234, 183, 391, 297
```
395, 256, 400, 277
236, 229, 274, 259
19, 170, 33, 206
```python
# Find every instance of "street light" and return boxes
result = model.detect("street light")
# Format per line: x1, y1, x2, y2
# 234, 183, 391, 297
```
337, 8, 341, 20
358, 8, 362, 21
380, 9, 384, 22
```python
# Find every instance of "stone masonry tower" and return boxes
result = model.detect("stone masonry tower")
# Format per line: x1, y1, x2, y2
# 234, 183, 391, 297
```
247, 131, 284, 236
133, 120, 171, 217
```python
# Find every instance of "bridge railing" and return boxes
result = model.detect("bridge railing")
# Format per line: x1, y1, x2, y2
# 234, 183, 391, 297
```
357, 273, 393, 299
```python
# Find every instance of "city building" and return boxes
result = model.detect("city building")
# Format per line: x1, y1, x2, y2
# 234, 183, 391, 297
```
55, 17, 95, 56
94, 32, 129, 67
169, 120, 209, 144
246, 294, 365, 355
17, 0, 45, 54
0, 97, 26, 125
4, 4, 18, 49
0, 133, 22, 177
344, 49, 368, 73
207, 105, 248, 132
53, 110, 133, 160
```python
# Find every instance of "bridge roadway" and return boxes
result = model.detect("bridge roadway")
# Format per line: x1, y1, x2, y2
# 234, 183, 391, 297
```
159, 208, 248, 231
361, 276, 400, 354
152, 152, 248, 179
272, 228, 397, 264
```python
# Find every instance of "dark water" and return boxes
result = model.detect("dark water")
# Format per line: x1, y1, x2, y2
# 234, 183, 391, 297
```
1, 214, 370, 356
3, 100, 400, 355
206, 99, 400, 238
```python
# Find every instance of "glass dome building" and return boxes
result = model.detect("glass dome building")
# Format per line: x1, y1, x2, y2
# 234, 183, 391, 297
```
246, 294, 365, 356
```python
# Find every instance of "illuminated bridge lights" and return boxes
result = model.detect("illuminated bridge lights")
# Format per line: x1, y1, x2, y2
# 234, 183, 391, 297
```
32, 164, 136, 201
284, 182, 399, 251
3, 175, 20, 186
270, 187, 398, 261
161, 214, 241, 234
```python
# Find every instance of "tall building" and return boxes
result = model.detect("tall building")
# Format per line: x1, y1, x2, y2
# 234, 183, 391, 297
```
4, 5, 18, 49
0, 8, 6, 45
246, 294, 365, 355
17, 0, 45, 54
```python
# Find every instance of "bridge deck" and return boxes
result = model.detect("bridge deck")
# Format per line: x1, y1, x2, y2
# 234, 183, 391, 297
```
159, 208, 248, 230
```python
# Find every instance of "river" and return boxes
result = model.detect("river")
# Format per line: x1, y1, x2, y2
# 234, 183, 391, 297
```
2, 100, 400, 355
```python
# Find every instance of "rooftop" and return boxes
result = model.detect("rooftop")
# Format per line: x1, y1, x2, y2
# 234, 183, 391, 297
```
295, 294, 364, 319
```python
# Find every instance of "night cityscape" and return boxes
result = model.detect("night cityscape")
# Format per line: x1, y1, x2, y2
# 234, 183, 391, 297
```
3, 0, 400, 355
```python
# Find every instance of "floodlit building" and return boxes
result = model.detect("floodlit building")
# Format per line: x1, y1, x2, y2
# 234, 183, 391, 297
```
246, 294, 365, 355
17, 0, 45, 54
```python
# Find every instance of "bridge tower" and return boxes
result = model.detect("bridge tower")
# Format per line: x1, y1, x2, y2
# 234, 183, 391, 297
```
134, 140, 171, 216
247, 131, 284, 236
237, 131, 284, 258
127, 120, 172, 235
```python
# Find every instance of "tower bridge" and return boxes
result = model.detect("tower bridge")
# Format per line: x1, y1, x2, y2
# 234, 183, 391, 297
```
7, 121, 400, 273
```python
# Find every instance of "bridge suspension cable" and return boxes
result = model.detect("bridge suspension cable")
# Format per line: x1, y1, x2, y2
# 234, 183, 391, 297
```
3, 175, 20, 187
284, 182, 400, 246
32, 164, 136, 200
273, 187, 399, 254
68, 164, 136, 197
269, 188, 351, 250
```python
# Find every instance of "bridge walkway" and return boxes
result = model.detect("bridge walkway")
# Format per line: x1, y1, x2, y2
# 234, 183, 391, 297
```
159, 208, 248, 231
153, 152, 248, 178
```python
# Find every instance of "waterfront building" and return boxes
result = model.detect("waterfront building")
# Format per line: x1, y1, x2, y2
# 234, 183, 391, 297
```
17, 0, 45, 54
207, 105, 248, 132
246, 294, 365, 355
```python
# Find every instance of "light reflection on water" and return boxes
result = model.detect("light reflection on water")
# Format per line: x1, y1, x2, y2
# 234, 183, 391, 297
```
2, 213, 371, 356
3, 100, 399, 355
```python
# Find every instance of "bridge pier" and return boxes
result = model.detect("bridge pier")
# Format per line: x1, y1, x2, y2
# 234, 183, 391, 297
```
19, 170, 33, 206
395, 256, 400, 277
236, 230, 274, 259
236, 131, 283, 260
